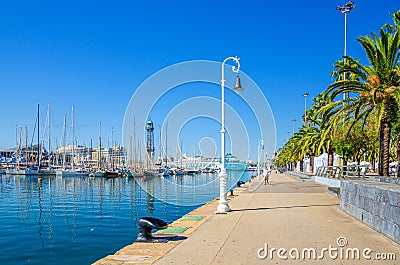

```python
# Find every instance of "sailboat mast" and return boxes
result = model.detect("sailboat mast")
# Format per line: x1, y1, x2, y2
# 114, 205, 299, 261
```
15, 125, 17, 162
133, 118, 137, 170
111, 127, 114, 170
139, 140, 142, 170
48, 103, 51, 168
62, 114, 66, 169
55, 139, 58, 167
129, 136, 133, 168
71, 105, 75, 171
18, 127, 22, 170
25, 127, 28, 167
165, 122, 168, 168
98, 122, 101, 169
158, 125, 162, 166
37, 104, 40, 170
175, 139, 178, 168
180, 140, 183, 168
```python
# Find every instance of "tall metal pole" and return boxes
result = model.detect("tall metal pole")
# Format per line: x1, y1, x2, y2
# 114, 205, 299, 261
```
62, 114, 66, 169
71, 105, 75, 170
337, 2, 356, 100
48, 103, 51, 167
98, 122, 102, 169
217, 56, 241, 213
343, 10, 348, 100
303, 93, 309, 125
291, 119, 297, 135
37, 104, 40, 170
257, 140, 264, 180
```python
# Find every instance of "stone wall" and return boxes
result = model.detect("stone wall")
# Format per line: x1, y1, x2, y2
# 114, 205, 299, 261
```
369, 177, 400, 185
340, 180, 400, 244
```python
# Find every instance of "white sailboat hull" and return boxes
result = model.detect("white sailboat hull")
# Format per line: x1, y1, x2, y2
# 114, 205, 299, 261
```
56, 170, 89, 177
7, 168, 38, 175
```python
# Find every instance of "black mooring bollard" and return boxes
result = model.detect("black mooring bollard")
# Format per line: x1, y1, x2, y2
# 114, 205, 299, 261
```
237, 180, 245, 187
136, 216, 168, 243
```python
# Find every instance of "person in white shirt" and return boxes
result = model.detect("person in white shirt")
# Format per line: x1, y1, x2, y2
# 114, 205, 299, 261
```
263, 167, 269, 185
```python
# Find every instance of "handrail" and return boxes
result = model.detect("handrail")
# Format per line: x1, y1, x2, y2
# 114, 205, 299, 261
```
313, 165, 369, 179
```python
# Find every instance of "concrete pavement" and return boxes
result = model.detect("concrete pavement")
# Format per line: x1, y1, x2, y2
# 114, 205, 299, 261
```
155, 172, 400, 264
95, 172, 400, 264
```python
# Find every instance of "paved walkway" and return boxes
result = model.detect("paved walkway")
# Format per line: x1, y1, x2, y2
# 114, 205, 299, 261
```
155, 172, 399, 264
95, 172, 400, 264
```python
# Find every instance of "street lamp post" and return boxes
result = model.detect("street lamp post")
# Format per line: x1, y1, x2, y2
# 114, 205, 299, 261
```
291, 119, 297, 135
303, 93, 309, 125
287, 131, 292, 170
216, 56, 243, 214
257, 140, 264, 180
337, 1, 356, 100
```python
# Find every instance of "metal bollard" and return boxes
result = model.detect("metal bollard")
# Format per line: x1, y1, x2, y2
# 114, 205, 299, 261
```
136, 216, 168, 243
237, 180, 245, 187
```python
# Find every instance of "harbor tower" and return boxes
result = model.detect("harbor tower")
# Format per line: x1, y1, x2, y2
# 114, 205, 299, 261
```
146, 120, 155, 168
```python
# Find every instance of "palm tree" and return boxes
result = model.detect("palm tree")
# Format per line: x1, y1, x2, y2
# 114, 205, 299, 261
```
322, 11, 400, 176
308, 92, 337, 166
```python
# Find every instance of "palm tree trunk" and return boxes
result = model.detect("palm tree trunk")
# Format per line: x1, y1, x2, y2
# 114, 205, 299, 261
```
328, 148, 334, 166
310, 155, 314, 174
397, 135, 400, 178
378, 117, 391, 177
309, 151, 315, 174
371, 152, 376, 173
300, 160, 304, 172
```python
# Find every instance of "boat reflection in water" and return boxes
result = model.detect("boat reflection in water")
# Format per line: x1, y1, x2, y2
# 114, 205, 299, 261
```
0, 169, 250, 265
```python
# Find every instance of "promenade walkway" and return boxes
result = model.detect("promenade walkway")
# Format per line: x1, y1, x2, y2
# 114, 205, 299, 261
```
96, 172, 400, 264
155, 172, 399, 264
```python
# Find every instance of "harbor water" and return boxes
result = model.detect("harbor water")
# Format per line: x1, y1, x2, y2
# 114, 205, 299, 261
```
0, 170, 251, 264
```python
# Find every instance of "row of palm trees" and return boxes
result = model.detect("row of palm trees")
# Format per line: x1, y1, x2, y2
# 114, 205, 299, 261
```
275, 10, 400, 177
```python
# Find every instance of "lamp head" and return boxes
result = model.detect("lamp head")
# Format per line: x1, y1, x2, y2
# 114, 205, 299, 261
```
232, 75, 244, 92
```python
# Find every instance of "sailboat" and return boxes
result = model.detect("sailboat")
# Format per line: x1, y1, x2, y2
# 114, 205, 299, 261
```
159, 122, 172, 177
38, 103, 56, 176
104, 127, 121, 178
126, 118, 142, 178
9, 105, 41, 175
173, 140, 185, 176
90, 122, 105, 177
56, 105, 89, 177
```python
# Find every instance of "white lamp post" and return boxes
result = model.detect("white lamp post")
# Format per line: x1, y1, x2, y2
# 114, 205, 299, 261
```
216, 56, 243, 213
257, 140, 264, 180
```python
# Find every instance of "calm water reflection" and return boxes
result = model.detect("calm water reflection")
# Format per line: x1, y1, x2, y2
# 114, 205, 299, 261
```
0, 171, 250, 265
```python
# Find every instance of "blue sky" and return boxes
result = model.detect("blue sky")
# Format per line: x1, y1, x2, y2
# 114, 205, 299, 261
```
0, 0, 399, 161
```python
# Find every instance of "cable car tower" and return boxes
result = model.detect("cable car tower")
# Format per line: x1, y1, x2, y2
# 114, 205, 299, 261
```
145, 120, 155, 169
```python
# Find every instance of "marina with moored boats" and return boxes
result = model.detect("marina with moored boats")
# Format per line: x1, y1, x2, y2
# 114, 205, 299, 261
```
0, 110, 251, 179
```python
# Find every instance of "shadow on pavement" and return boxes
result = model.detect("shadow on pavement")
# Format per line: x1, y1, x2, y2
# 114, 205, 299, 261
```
152, 235, 188, 242
230, 203, 339, 212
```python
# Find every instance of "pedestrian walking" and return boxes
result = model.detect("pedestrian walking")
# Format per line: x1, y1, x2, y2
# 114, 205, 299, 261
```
263, 167, 269, 185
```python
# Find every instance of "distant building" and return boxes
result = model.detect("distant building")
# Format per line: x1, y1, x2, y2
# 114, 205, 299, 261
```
56, 145, 126, 169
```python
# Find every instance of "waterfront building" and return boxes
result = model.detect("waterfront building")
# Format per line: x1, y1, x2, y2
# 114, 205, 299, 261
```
56, 145, 126, 169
